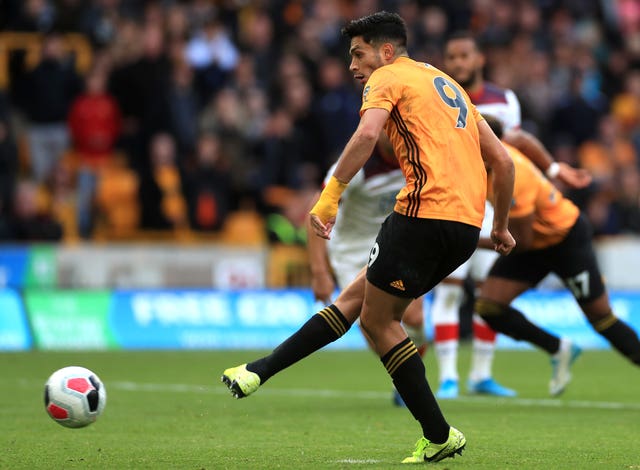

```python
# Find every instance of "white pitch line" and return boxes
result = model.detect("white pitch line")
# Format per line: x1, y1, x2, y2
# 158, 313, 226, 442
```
334, 459, 382, 464
109, 381, 640, 411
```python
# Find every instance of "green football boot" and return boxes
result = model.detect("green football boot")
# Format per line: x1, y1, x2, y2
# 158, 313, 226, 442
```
402, 427, 466, 464
221, 364, 261, 399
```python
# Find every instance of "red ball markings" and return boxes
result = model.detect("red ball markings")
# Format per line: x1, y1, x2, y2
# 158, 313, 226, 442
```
67, 378, 94, 394
47, 403, 69, 419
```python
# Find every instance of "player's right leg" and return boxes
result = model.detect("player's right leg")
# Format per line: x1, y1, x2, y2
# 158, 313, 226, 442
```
402, 427, 466, 463
221, 270, 367, 398
394, 297, 428, 406
367, 314, 467, 463
361, 280, 457, 458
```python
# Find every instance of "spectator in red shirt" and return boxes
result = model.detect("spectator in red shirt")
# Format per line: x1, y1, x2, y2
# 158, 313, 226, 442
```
68, 66, 121, 167
68, 66, 121, 238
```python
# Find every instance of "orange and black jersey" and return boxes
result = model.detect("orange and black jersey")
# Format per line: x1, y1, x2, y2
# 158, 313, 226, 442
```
360, 57, 486, 228
488, 143, 580, 249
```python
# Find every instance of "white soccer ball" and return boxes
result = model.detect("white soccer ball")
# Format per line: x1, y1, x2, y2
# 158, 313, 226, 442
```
44, 366, 107, 428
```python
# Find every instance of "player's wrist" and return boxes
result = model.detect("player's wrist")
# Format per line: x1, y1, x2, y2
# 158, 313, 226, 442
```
310, 176, 347, 222
323, 176, 348, 200
545, 162, 560, 179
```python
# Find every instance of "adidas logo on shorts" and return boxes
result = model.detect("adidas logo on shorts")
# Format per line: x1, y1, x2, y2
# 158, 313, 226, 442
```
390, 279, 405, 291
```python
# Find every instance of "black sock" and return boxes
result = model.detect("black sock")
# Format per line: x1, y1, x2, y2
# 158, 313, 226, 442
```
476, 300, 561, 354
591, 313, 640, 365
246, 304, 351, 383
381, 338, 449, 444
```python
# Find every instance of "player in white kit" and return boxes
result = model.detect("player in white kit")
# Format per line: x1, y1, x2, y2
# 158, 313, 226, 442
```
433, 31, 592, 399
307, 142, 427, 406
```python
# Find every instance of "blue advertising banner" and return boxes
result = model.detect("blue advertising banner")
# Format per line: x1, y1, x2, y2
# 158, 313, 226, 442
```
110, 289, 369, 349
0, 289, 31, 351
0, 247, 29, 288
108, 288, 640, 351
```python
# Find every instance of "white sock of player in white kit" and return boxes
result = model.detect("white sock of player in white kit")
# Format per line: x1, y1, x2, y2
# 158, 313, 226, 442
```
469, 313, 496, 382
432, 283, 465, 383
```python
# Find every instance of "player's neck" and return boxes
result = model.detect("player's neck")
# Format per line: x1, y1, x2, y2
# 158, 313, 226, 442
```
391, 53, 410, 63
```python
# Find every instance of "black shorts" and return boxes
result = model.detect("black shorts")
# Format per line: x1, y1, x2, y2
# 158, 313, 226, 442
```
488, 213, 605, 304
366, 212, 479, 298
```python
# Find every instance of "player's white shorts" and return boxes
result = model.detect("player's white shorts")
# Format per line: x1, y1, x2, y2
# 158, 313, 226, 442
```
447, 202, 498, 282
329, 250, 373, 290
330, 258, 364, 291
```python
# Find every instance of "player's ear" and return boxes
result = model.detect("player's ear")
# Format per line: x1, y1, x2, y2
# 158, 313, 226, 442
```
382, 42, 395, 60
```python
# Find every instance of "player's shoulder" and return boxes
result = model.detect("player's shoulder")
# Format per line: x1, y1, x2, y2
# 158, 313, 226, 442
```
380, 57, 441, 78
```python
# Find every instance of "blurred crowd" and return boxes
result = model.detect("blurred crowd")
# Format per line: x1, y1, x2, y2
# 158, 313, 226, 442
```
0, 0, 638, 243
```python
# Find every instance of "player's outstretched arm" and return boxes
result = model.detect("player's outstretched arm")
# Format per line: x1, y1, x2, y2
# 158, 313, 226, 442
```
503, 128, 592, 189
478, 119, 516, 256
310, 108, 390, 239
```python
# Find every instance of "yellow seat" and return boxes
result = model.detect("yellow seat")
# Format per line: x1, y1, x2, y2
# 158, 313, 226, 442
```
220, 210, 266, 245
95, 167, 140, 239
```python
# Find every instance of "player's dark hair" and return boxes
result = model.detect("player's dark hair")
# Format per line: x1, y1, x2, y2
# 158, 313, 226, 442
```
483, 114, 504, 139
342, 11, 407, 49
445, 30, 482, 51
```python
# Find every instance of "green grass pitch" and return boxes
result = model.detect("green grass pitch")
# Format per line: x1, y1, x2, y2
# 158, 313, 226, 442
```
1, 345, 639, 469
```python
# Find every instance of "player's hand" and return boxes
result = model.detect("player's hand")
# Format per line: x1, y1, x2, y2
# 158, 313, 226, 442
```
491, 228, 516, 256
309, 213, 335, 240
556, 162, 592, 189
309, 176, 346, 239
311, 271, 335, 304
309, 195, 338, 240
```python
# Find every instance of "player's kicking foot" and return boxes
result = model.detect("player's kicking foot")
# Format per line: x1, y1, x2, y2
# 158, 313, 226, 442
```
221, 364, 261, 398
549, 339, 582, 397
467, 378, 517, 397
401, 426, 466, 464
